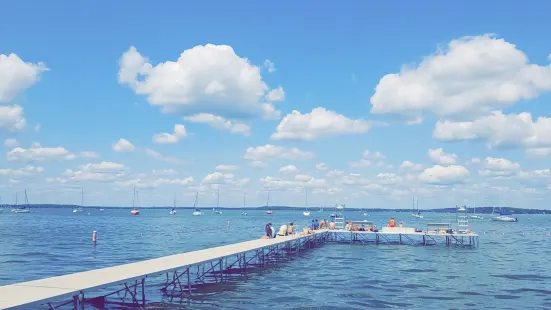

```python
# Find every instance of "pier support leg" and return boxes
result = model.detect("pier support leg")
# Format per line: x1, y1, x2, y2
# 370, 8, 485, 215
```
141, 278, 145, 306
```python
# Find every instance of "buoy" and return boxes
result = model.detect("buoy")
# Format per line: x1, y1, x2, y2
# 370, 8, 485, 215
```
92, 231, 97, 243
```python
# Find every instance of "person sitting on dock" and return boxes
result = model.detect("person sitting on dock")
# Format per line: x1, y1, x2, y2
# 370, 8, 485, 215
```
311, 219, 316, 230
287, 222, 295, 235
278, 224, 288, 236
399, 222, 403, 228
388, 217, 396, 227
265, 223, 273, 238
319, 219, 326, 229
345, 221, 352, 231
329, 221, 336, 230
314, 219, 320, 230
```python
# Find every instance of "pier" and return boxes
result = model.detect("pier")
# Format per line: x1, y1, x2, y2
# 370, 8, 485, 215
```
0, 228, 477, 309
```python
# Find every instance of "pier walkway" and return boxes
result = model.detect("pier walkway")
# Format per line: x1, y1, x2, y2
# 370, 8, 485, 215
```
0, 229, 477, 309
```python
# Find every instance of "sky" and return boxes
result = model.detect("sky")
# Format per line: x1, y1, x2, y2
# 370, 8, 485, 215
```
1, 1, 551, 209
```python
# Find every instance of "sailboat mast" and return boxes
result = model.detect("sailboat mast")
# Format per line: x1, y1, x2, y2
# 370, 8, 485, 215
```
81, 187, 84, 207
132, 187, 136, 208
217, 188, 220, 209
266, 190, 271, 207
193, 192, 198, 208
16, 192, 18, 205
416, 198, 419, 213
243, 192, 246, 208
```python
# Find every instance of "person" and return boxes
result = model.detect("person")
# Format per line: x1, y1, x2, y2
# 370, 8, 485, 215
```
270, 223, 276, 238
311, 219, 316, 230
265, 223, 272, 238
287, 222, 295, 235
399, 222, 403, 228
345, 221, 352, 231
278, 224, 288, 236
388, 217, 396, 227
319, 220, 326, 229
323, 219, 328, 229
329, 221, 336, 230
314, 219, 319, 230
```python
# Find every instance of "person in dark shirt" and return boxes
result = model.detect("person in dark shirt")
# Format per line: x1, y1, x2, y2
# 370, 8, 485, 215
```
265, 223, 272, 238
315, 219, 319, 230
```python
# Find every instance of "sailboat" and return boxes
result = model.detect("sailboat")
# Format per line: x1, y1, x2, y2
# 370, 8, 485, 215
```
470, 196, 484, 219
11, 191, 31, 213
491, 206, 518, 222
131, 187, 140, 215
303, 188, 310, 216
214, 188, 222, 214
192, 192, 203, 216
241, 193, 248, 215
411, 197, 423, 219
265, 190, 273, 215
73, 188, 85, 213
318, 206, 323, 212
170, 195, 177, 215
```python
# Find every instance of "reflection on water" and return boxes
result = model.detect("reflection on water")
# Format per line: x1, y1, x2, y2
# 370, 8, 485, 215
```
1, 209, 550, 309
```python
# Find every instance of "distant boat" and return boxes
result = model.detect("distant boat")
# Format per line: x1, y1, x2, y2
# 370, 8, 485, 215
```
303, 188, 310, 216
213, 188, 222, 214
170, 195, 177, 215
470, 196, 484, 219
241, 193, 248, 215
192, 192, 203, 216
491, 207, 517, 222
73, 188, 85, 213
131, 187, 140, 215
411, 197, 423, 219
99, 208, 105, 211
11, 191, 31, 213
241, 211, 248, 216
265, 190, 273, 215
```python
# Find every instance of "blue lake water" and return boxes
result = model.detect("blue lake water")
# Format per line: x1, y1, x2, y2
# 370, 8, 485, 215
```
1, 208, 551, 309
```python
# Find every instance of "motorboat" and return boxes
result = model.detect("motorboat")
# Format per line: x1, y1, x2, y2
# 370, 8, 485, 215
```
492, 214, 518, 222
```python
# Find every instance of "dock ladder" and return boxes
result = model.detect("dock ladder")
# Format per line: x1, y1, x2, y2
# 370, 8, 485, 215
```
334, 204, 345, 229
457, 205, 469, 233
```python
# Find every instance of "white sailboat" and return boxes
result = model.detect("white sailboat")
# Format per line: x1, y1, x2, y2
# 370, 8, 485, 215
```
303, 188, 310, 216
214, 188, 222, 214
470, 196, 484, 219
131, 187, 140, 215
491, 206, 518, 222
170, 195, 177, 215
265, 190, 273, 215
241, 193, 248, 215
192, 192, 203, 216
411, 197, 423, 218
11, 191, 31, 213
73, 188, 85, 213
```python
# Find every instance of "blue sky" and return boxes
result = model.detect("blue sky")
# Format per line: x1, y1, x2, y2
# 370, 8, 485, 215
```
1, 1, 550, 208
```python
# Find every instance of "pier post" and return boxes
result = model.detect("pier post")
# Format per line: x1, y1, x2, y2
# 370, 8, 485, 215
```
141, 278, 145, 306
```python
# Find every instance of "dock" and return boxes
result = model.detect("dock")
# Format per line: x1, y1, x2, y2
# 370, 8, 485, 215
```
0, 228, 477, 309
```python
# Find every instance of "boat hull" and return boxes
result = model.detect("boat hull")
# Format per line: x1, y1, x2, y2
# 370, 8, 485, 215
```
492, 216, 517, 222
192, 211, 203, 216
131, 210, 140, 215
303, 212, 310, 216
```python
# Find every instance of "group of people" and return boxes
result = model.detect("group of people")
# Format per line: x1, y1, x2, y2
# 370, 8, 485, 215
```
263, 219, 337, 239
387, 217, 403, 228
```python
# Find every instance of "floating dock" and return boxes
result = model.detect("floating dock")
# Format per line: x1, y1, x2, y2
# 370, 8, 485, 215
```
0, 228, 478, 309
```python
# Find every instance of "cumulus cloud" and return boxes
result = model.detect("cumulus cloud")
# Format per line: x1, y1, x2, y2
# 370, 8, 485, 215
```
428, 148, 457, 165
0, 53, 47, 103
216, 165, 238, 171
0, 165, 44, 178
399, 160, 423, 171
433, 111, 551, 156
153, 124, 187, 144
0, 105, 26, 132
264, 59, 276, 73
279, 165, 299, 174
370, 34, 551, 122
118, 45, 282, 120
3, 138, 18, 148
478, 157, 520, 178
419, 165, 469, 185
7, 145, 79, 161
184, 113, 250, 136
112, 138, 135, 152
316, 163, 329, 171
243, 144, 314, 161
271, 107, 371, 140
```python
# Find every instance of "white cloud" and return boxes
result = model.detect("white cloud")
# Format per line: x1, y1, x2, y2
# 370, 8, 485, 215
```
376, 173, 402, 185
279, 165, 299, 174
216, 165, 238, 171
478, 157, 520, 178
419, 165, 469, 184
152, 169, 178, 175
243, 144, 314, 161
153, 124, 187, 144
260, 175, 328, 190
433, 111, 551, 156
428, 148, 457, 165
316, 163, 329, 171
144, 148, 180, 164
115, 177, 194, 189
326, 169, 344, 178
184, 113, 250, 136
264, 59, 276, 73
7, 145, 78, 161
3, 138, 18, 148
271, 107, 371, 140
79, 161, 126, 172
62, 162, 127, 183
265, 87, 285, 102
363, 150, 385, 160
0, 53, 47, 103
80, 151, 99, 159
250, 161, 268, 168
118, 45, 281, 120
399, 160, 423, 171
370, 34, 551, 121
0, 165, 44, 178
0, 105, 26, 132
350, 150, 387, 168
350, 159, 372, 168
203, 172, 234, 184
525, 147, 551, 158
470, 158, 481, 164
112, 138, 135, 152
